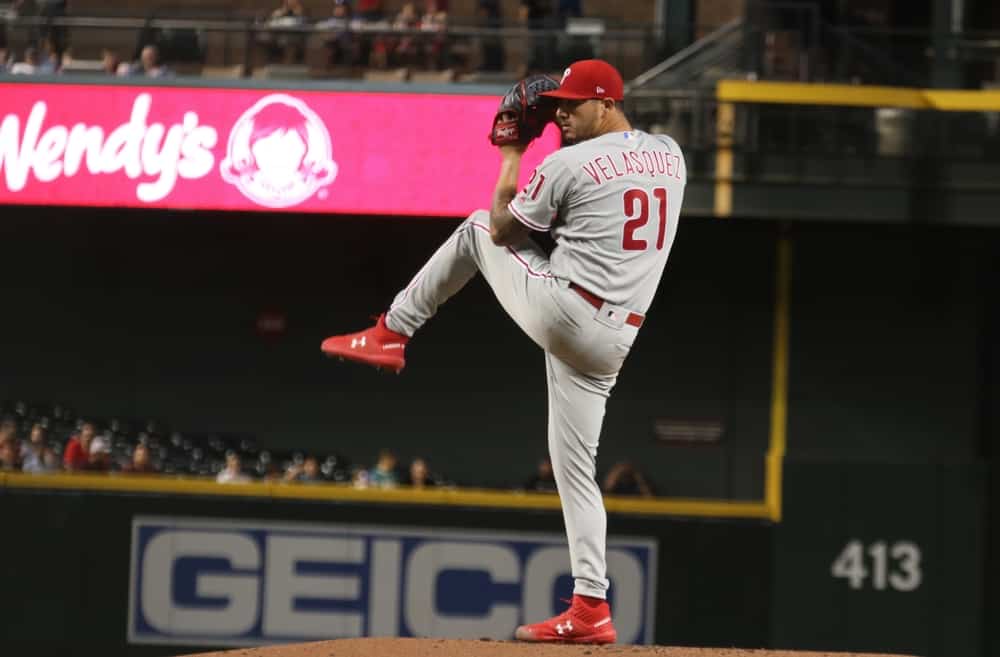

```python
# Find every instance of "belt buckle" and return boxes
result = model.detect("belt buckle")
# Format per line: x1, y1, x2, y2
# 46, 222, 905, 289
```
593, 301, 629, 329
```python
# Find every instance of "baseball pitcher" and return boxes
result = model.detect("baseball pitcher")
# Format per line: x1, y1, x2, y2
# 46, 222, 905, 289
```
321, 59, 686, 644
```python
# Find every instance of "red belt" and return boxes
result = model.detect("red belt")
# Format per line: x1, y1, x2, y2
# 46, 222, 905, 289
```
570, 283, 644, 328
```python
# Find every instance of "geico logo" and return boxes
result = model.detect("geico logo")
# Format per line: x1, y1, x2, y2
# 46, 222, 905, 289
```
137, 530, 648, 643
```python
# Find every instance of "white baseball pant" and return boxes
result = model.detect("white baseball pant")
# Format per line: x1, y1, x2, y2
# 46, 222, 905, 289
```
386, 209, 639, 599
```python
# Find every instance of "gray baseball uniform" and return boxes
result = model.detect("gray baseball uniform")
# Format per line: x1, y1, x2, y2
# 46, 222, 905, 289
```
387, 129, 686, 598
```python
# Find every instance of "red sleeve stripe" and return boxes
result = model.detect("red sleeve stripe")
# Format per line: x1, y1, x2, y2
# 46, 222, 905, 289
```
470, 221, 554, 279
507, 201, 550, 232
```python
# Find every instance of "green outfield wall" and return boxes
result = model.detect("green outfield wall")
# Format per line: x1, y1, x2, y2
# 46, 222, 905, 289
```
0, 468, 987, 657
0, 208, 996, 656
774, 461, 986, 657
0, 484, 771, 657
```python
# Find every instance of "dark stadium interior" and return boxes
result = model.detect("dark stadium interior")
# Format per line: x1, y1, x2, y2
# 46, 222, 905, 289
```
0, 207, 778, 496
1, 1, 999, 656
1, 205, 994, 490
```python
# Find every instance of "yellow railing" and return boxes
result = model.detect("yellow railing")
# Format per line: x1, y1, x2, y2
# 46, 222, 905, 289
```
717, 79, 1000, 111
0, 470, 774, 519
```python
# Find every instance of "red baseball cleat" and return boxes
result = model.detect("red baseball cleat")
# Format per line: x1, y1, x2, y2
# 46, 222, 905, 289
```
514, 595, 617, 644
320, 313, 409, 373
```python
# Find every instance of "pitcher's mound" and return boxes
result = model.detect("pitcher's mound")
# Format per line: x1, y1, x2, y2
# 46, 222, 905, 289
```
186, 637, 914, 657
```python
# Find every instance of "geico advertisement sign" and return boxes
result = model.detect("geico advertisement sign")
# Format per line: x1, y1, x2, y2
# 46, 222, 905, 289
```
128, 516, 657, 646
0, 83, 558, 215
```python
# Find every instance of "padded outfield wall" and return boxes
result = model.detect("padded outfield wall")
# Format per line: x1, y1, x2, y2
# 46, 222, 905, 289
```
0, 481, 772, 657
0, 210, 992, 657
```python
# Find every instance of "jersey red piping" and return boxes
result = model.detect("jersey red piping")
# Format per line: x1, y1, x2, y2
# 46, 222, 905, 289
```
507, 201, 550, 232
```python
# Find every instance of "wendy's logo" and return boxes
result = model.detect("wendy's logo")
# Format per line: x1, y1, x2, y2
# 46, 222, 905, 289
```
221, 94, 337, 208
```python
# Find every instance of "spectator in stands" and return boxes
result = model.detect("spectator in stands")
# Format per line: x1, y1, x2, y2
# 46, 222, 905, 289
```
524, 456, 557, 492
285, 453, 324, 483
63, 420, 95, 471
374, 0, 447, 69
0, 438, 20, 472
300, 454, 324, 482
602, 461, 655, 497
16, 422, 36, 452
0, 418, 15, 447
256, 455, 284, 481
377, 1, 420, 68
477, 0, 504, 72
87, 435, 112, 472
419, 0, 448, 69
21, 422, 56, 473
357, 0, 384, 21
270, 0, 308, 25
217, 450, 251, 483
321, 0, 352, 28
122, 443, 158, 475
368, 448, 399, 488
38, 34, 61, 73
319, 453, 349, 482
101, 48, 121, 76
262, 0, 309, 64
422, 0, 447, 23
320, 0, 358, 68
350, 467, 366, 487
352, 0, 387, 68
54, 45, 79, 70
43, 447, 60, 470
138, 44, 172, 78
10, 47, 43, 74
35, 0, 68, 60
407, 457, 434, 489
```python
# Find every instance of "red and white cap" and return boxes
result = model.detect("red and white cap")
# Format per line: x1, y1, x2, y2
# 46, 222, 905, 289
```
540, 59, 625, 101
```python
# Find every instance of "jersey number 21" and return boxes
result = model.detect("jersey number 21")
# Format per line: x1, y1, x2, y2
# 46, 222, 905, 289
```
622, 187, 668, 252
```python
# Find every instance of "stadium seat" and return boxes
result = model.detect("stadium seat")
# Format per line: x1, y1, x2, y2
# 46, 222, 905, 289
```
565, 17, 606, 36
457, 70, 518, 85
172, 61, 204, 77
60, 59, 106, 75
363, 67, 409, 82
253, 64, 311, 80
202, 65, 245, 79
409, 68, 455, 83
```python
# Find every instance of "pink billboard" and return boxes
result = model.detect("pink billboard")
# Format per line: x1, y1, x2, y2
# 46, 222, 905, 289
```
0, 82, 561, 217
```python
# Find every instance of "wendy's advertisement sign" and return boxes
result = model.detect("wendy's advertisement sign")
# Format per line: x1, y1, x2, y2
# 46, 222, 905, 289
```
0, 83, 559, 216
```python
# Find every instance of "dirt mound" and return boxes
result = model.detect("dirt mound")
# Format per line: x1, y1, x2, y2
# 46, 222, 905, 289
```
185, 637, 914, 657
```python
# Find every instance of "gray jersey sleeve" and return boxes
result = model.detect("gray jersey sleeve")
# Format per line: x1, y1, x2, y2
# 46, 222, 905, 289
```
507, 155, 575, 232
